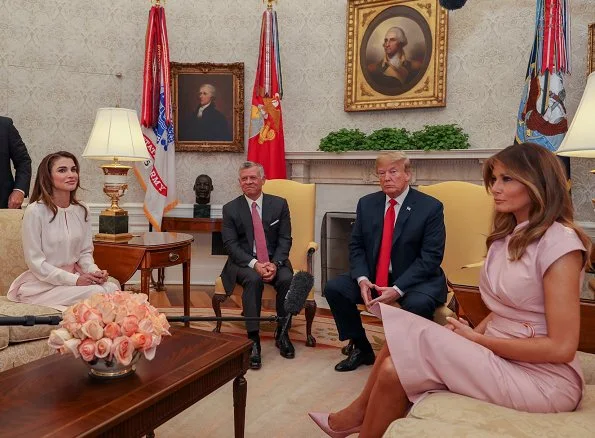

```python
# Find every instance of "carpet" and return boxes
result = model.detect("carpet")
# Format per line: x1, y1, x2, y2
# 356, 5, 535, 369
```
158, 307, 387, 351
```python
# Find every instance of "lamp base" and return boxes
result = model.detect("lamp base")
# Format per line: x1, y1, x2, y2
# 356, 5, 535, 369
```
95, 214, 133, 242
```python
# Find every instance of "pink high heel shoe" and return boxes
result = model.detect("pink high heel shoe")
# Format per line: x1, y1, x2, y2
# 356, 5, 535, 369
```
308, 412, 361, 438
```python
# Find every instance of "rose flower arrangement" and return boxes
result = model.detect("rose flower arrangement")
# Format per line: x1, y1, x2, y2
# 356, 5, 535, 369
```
48, 292, 171, 368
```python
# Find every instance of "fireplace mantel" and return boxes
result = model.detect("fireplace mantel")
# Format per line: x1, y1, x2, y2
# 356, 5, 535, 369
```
286, 149, 500, 186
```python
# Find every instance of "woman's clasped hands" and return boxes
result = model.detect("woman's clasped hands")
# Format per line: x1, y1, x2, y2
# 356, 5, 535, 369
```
76, 270, 109, 286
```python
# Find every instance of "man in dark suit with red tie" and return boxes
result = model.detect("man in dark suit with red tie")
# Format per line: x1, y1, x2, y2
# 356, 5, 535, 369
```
325, 152, 447, 372
220, 161, 293, 370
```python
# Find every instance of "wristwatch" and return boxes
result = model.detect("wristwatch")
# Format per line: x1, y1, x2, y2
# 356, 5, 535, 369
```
274, 260, 284, 268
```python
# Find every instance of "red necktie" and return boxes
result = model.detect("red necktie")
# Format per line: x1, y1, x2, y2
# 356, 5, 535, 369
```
375, 199, 397, 289
251, 202, 269, 263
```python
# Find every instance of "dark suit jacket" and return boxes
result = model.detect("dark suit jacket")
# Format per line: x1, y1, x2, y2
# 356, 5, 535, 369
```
349, 188, 447, 303
220, 193, 292, 294
0, 117, 32, 208
180, 104, 231, 142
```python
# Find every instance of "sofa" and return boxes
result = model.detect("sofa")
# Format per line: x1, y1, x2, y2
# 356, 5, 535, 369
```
0, 209, 60, 372
384, 350, 595, 437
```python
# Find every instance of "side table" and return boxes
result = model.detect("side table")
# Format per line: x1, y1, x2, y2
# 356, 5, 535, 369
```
93, 232, 194, 325
155, 217, 223, 289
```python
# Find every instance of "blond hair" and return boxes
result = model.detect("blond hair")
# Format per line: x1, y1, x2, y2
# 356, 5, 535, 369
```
375, 151, 411, 173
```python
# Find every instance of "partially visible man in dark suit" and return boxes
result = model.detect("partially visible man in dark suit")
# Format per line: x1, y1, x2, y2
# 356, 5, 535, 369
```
0, 116, 32, 209
220, 161, 293, 370
325, 151, 446, 372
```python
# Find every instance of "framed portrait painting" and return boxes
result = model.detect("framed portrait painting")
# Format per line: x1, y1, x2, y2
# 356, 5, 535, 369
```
344, 0, 448, 111
171, 62, 244, 152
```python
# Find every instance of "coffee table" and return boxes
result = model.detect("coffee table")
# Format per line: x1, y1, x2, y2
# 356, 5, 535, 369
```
0, 327, 252, 437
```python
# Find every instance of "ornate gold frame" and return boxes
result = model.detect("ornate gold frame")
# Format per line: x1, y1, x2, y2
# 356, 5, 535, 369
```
171, 62, 244, 152
589, 23, 595, 74
344, 0, 448, 112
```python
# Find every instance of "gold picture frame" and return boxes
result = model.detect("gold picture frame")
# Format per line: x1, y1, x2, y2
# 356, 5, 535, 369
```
589, 23, 595, 74
171, 62, 244, 152
344, 0, 448, 112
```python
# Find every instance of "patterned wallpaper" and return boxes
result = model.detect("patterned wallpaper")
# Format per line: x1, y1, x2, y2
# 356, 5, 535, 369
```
2, 0, 595, 220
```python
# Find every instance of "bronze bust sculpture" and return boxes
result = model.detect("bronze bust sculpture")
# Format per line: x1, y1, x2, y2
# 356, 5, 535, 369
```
193, 174, 213, 218
194, 174, 213, 205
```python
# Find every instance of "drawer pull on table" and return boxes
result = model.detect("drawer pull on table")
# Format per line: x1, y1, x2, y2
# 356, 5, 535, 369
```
169, 252, 180, 262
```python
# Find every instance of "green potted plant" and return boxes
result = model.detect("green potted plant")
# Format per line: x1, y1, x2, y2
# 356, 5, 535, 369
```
319, 128, 367, 152
363, 128, 412, 150
410, 124, 470, 151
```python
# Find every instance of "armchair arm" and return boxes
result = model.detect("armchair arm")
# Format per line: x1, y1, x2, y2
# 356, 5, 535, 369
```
306, 241, 318, 274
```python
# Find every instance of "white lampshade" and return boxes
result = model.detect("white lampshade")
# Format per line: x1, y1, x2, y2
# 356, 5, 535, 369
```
557, 72, 595, 158
82, 108, 150, 161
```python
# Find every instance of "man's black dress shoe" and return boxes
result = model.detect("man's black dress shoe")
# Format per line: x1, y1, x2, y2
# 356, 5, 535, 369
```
341, 341, 355, 356
334, 348, 375, 372
274, 325, 295, 358
249, 341, 262, 370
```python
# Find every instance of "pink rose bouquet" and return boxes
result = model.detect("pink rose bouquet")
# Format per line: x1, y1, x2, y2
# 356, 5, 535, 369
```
48, 292, 171, 366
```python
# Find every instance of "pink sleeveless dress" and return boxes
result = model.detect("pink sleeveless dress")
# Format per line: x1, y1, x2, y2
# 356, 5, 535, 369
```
378, 221, 585, 413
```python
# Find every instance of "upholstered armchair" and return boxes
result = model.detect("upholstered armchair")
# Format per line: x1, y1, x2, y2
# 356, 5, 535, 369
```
212, 179, 318, 346
417, 181, 494, 304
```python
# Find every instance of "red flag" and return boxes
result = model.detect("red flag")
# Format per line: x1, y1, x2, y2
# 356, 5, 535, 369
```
247, 7, 286, 179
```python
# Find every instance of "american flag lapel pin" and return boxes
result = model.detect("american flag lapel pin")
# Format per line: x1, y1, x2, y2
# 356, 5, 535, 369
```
406, 206, 411, 211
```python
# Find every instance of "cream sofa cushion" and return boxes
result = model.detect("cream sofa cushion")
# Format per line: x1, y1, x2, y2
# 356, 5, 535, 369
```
0, 210, 28, 295
385, 386, 595, 437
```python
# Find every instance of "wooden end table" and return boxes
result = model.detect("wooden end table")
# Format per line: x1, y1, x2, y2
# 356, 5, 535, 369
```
155, 217, 223, 289
93, 232, 194, 325
0, 327, 252, 437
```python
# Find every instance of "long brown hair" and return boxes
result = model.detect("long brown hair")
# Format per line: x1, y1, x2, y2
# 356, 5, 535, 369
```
483, 143, 591, 266
29, 151, 88, 222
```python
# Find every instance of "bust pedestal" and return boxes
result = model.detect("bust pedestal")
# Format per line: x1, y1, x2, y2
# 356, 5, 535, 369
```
193, 204, 211, 218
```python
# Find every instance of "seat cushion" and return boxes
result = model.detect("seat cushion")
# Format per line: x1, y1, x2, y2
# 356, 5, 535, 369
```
0, 296, 61, 349
389, 386, 595, 437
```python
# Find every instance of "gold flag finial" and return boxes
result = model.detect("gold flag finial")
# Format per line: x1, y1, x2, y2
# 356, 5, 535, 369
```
264, 0, 277, 10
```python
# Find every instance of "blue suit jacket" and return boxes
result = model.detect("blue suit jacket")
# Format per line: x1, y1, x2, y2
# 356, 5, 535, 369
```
349, 188, 447, 303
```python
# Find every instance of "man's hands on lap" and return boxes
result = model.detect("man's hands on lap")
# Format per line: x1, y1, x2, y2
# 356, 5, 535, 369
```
254, 262, 276, 283
368, 286, 399, 306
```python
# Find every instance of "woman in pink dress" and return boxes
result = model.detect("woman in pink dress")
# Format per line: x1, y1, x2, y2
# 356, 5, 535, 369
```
7, 151, 118, 310
309, 142, 591, 438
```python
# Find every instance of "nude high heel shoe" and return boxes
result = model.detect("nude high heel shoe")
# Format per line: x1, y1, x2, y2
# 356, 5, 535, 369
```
308, 412, 361, 438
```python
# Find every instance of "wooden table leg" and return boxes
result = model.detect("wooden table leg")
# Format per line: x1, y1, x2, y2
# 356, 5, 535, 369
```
233, 374, 247, 438
183, 258, 191, 328
141, 269, 151, 298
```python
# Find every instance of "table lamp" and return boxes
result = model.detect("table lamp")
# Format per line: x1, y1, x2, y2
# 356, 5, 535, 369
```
557, 71, 595, 209
82, 108, 150, 241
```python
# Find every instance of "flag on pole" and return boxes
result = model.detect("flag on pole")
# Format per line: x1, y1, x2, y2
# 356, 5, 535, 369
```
247, 3, 286, 179
135, 2, 178, 230
515, 0, 571, 153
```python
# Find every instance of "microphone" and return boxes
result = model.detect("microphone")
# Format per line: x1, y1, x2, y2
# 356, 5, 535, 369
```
279, 271, 314, 339
439, 0, 467, 10
0, 272, 315, 328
